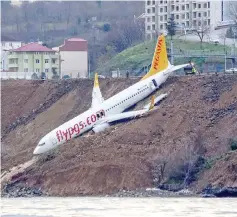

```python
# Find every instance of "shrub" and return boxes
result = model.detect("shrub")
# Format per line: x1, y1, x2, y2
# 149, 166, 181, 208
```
103, 23, 111, 32
229, 138, 237, 151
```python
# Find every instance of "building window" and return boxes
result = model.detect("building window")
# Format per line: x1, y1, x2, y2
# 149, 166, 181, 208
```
45, 59, 49, 63
147, 0, 151, 5
147, 9, 151, 13
204, 12, 207, 17
176, 6, 179, 11
198, 4, 201, 9
208, 2, 210, 8
24, 68, 28, 72
152, 7, 155, 13
147, 17, 151, 22
147, 25, 151, 30
164, 6, 167, 12
164, 15, 167, 21
186, 21, 189, 27
171, 5, 175, 11
45, 68, 49, 73
152, 24, 155, 30
204, 3, 207, 8
208, 11, 210, 17
182, 5, 185, 11
198, 13, 201, 18
36, 59, 40, 63
186, 13, 189, 19
208, 19, 210, 25
193, 12, 197, 18
152, 0, 155, 5
182, 14, 185, 19
160, 7, 163, 13
193, 3, 196, 9
160, 24, 163, 30
152, 16, 155, 22
52, 59, 56, 64
24, 59, 28, 63
35, 52, 40, 55
36, 69, 40, 72
2, 42, 5, 47
160, 0, 163, 3
186, 4, 189, 9
176, 14, 179, 19
160, 16, 163, 21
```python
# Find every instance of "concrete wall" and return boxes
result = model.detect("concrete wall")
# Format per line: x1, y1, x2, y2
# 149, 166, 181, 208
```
60, 51, 88, 78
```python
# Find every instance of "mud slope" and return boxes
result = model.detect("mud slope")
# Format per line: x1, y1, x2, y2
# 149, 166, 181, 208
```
1, 75, 237, 196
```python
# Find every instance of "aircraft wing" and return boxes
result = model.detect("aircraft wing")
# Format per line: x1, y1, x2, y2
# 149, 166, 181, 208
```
98, 95, 155, 124
91, 73, 104, 108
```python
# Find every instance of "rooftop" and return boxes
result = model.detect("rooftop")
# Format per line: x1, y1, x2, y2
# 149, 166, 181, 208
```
10, 43, 55, 52
67, 38, 87, 42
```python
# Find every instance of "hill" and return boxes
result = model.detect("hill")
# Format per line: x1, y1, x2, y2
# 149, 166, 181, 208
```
95, 38, 237, 76
1, 75, 237, 196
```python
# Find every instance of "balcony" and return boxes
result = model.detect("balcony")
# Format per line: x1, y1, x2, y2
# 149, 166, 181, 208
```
8, 54, 19, 59
8, 62, 19, 68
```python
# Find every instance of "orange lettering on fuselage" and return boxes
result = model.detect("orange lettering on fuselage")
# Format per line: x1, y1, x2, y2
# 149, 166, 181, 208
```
153, 39, 163, 70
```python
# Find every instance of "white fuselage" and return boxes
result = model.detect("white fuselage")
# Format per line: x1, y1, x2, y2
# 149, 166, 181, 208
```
33, 69, 171, 154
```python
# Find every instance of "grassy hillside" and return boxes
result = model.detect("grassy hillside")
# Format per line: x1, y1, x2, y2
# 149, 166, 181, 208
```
95, 38, 237, 76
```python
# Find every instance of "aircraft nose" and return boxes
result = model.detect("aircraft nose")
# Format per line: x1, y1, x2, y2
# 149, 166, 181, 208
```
33, 146, 41, 155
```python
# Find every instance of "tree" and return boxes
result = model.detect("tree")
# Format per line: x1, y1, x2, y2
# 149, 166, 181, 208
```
167, 16, 176, 40
192, 21, 210, 48
103, 23, 110, 32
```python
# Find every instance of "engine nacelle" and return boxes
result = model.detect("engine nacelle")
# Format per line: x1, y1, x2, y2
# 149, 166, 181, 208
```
92, 123, 110, 133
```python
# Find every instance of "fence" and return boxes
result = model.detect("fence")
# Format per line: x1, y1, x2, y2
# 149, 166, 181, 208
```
0, 71, 34, 80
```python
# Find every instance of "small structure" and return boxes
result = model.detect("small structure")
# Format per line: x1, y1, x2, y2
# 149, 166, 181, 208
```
53, 37, 88, 78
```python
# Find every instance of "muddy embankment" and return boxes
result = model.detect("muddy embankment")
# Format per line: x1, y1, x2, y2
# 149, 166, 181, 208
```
1, 75, 237, 197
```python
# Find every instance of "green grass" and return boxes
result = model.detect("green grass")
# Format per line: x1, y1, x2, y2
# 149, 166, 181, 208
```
95, 38, 237, 75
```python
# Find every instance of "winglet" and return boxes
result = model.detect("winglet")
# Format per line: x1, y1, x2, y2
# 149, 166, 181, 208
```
94, 73, 99, 87
149, 95, 155, 111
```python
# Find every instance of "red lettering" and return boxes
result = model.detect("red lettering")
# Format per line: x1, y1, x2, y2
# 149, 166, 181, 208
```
60, 130, 63, 141
56, 131, 61, 142
68, 127, 74, 139
62, 129, 69, 141
91, 114, 96, 122
79, 121, 84, 129
87, 116, 91, 125
73, 124, 80, 135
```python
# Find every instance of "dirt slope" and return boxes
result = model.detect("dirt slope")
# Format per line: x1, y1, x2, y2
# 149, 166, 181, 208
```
1, 75, 237, 196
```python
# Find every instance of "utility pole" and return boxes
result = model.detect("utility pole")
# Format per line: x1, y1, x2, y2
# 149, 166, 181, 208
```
171, 40, 174, 64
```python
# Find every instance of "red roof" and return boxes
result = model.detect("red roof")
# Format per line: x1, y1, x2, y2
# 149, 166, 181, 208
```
59, 38, 88, 52
10, 43, 55, 52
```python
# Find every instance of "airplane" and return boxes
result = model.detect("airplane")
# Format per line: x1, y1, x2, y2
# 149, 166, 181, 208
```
33, 34, 191, 155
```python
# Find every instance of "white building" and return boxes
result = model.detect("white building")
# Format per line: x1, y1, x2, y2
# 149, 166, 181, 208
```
1, 35, 22, 71
145, 0, 223, 39
53, 38, 88, 78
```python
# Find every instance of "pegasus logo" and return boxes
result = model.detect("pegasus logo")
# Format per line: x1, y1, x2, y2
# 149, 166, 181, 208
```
153, 38, 163, 70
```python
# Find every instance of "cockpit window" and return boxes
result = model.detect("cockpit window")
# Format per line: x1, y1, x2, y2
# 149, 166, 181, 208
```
38, 142, 45, 146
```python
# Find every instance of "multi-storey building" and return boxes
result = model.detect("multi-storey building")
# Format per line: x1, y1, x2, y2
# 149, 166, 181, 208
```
53, 37, 88, 78
8, 42, 59, 78
145, 0, 223, 39
1, 35, 22, 71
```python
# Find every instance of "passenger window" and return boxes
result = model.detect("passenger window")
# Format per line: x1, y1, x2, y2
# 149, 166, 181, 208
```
96, 113, 100, 118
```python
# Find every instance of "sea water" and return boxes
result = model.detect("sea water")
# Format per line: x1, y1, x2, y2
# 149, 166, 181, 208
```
1, 197, 237, 217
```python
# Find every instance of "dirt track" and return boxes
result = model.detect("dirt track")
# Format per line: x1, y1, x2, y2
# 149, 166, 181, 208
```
1, 75, 237, 196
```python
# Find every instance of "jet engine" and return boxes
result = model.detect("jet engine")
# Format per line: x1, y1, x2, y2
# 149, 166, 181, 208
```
92, 123, 110, 133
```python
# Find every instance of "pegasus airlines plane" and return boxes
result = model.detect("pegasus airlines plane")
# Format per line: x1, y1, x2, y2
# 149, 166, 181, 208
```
33, 34, 191, 155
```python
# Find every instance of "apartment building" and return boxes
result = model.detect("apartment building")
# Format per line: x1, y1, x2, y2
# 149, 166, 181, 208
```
145, 0, 223, 39
8, 43, 59, 78
53, 37, 88, 78
1, 35, 22, 71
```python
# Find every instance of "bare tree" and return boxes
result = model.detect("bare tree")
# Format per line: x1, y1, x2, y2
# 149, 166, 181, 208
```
192, 21, 210, 48
219, 32, 227, 54
229, 1, 237, 23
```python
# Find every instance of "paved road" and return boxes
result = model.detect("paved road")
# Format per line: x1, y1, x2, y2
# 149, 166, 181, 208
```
178, 29, 237, 47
